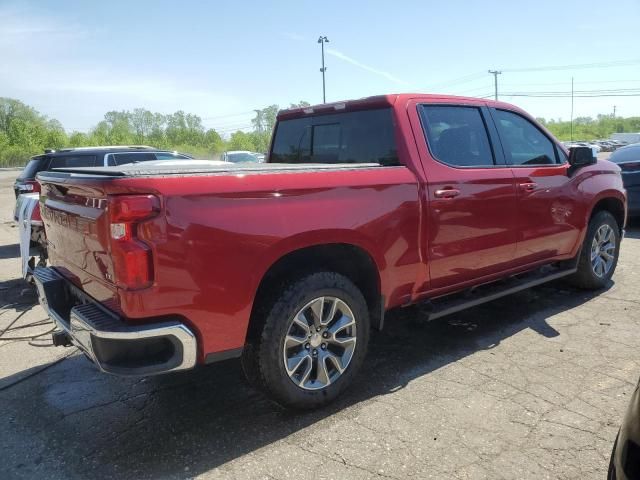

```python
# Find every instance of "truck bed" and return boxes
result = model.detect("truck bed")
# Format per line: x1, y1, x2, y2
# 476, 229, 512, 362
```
36, 160, 421, 359
43, 159, 382, 178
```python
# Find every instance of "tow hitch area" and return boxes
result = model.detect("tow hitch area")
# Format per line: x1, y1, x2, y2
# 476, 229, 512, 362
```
52, 330, 72, 347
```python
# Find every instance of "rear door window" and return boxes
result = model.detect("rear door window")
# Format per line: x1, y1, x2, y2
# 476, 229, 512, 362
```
49, 155, 99, 168
270, 108, 399, 166
418, 105, 495, 167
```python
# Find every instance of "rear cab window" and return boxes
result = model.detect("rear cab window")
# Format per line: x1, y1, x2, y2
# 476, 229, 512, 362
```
270, 108, 399, 166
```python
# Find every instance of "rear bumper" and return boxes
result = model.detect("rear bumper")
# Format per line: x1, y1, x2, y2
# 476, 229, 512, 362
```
33, 267, 197, 376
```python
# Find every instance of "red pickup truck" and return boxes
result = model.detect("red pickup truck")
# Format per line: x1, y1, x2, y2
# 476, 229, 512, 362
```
34, 94, 626, 409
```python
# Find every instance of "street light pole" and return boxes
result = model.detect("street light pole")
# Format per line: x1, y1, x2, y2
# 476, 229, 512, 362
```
488, 70, 502, 100
318, 36, 329, 103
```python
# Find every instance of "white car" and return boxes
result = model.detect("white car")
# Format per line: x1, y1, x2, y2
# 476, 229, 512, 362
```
221, 151, 260, 163
588, 143, 602, 154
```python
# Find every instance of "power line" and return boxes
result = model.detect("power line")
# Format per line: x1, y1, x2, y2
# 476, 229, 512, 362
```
502, 58, 640, 73
201, 110, 254, 121
500, 87, 640, 98
498, 78, 640, 88
504, 93, 640, 98
425, 71, 487, 91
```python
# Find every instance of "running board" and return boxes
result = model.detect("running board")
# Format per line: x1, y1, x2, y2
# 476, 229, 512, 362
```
420, 265, 577, 322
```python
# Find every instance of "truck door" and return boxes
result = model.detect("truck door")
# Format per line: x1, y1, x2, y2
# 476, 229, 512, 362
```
408, 101, 519, 291
488, 108, 581, 264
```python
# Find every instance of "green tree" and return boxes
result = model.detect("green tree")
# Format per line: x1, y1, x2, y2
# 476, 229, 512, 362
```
289, 101, 311, 109
228, 131, 255, 151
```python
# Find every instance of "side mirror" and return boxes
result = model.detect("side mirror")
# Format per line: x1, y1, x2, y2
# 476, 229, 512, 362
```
568, 146, 597, 168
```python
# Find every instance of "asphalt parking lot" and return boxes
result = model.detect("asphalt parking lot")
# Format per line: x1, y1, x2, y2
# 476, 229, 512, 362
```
0, 168, 639, 480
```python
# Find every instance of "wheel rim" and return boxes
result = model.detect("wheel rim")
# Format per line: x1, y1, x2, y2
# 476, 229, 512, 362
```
590, 224, 616, 278
282, 296, 357, 391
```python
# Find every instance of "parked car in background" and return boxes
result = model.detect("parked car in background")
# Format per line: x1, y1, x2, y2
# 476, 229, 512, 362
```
564, 142, 602, 157
608, 375, 640, 480
221, 150, 261, 163
589, 143, 602, 153
610, 143, 640, 218
13, 146, 192, 198
33, 94, 626, 409
12, 146, 193, 276
612, 140, 629, 146
594, 141, 613, 152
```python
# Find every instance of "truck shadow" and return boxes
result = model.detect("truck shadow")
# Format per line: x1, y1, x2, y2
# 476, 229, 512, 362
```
0, 279, 612, 479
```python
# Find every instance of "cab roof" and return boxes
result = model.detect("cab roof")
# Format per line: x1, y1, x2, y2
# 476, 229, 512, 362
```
277, 93, 519, 120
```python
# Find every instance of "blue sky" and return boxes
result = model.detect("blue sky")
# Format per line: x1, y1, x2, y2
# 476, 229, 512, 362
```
1, 0, 639, 135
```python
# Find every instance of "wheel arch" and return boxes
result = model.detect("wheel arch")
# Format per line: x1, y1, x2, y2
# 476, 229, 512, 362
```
589, 195, 626, 234
247, 242, 384, 344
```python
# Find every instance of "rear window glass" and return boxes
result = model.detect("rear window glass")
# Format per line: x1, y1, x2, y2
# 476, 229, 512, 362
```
112, 152, 157, 165
49, 155, 99, 168
18, 156, 47, 179
610, 147, 640, 163
270, 108, 399, 166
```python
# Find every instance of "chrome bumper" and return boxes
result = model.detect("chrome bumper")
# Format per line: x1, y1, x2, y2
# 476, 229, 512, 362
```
33, 267, 197, 376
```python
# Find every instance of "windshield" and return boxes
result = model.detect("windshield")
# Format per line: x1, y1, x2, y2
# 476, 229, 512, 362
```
227, 152, 257, 163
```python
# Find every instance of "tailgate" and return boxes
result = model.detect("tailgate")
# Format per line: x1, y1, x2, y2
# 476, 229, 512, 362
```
38, 172, 160, 309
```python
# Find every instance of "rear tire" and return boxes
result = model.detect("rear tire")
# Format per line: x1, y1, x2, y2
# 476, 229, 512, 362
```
568, 210, 620, 290
241, 272, 370, 409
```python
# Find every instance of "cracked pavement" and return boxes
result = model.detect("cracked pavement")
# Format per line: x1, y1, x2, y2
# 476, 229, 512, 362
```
0, 170, 638, 479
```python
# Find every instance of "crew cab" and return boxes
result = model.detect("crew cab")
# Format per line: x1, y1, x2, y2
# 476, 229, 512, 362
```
34, 94, 626, 409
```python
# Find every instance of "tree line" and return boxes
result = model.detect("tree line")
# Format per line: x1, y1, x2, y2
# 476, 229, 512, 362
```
0, 97, 310, 167
536, 114, 640, 141
1, 96, 639, 167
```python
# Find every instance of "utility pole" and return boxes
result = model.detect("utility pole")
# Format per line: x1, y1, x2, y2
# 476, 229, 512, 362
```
570, 77, 574, 141
488, 70, 502, 100
318, 36, 329, 103
613, 105, 617, 117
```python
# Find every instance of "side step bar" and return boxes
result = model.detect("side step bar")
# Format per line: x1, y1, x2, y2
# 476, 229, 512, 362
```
420, 264, 577, 322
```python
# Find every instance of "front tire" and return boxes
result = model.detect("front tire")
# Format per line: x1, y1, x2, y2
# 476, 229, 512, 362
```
568, 210, 620, 289
242, 272, 370, 409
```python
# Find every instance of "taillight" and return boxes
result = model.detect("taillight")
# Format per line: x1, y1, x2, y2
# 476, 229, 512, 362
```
619, 161, 640, 172
16, 180, 40, 193
108, 195, 160, 290
30, 204, 43, 225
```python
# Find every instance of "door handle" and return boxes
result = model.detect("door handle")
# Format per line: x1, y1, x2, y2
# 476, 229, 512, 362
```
434, 188, 460, 199
519, 182, 537, 191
